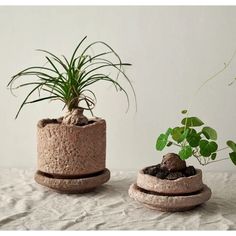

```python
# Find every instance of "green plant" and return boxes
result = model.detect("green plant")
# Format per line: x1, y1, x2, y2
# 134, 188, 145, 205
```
156, 110, 236, 166
7, 36, 136, 121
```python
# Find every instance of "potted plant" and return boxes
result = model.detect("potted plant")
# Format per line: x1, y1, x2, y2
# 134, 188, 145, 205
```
8, 36, 136, 193
129, 110, 236, 211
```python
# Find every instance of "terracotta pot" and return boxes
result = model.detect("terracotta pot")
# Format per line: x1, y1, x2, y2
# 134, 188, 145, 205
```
37, 117, 106, 177
129, 183, 211, 212
137, 166, 204, 195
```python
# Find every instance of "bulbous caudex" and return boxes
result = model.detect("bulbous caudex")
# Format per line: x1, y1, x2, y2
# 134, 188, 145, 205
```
62, 108, 89, 126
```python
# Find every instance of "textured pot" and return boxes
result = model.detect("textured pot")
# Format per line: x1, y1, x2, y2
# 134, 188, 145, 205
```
129, 165, 212, 212
37, 117, 106, 177
35, 169, 110, 193
129, 183, 212, 212
137, 166, 204, 195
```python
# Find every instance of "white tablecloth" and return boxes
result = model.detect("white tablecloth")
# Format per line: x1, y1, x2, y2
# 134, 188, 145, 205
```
0, 168, 235, 230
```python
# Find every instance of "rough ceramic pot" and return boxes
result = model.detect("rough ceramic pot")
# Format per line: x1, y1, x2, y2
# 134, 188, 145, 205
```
37, 117, 106, 177
129, 165, 212, 212
35, 168, 110, 193
137, 166, 204, 195
129, 183, 211, 212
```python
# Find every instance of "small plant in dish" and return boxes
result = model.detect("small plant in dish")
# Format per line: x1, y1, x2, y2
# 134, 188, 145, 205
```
156, 110, 236, 166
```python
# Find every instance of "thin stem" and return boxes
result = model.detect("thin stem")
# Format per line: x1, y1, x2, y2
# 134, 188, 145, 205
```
195, 155, 206, 166
170, 142, 181, 147
207, 157, 230, 164
196, 49, 236, 94
216, 147, 229, 152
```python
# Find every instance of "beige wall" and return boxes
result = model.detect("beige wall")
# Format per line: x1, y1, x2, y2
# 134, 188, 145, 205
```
1, 6, 236, 171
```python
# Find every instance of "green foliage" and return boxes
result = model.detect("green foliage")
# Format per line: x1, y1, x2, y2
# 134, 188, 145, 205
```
181, 110, 188, 114
156, 134, 168, 151
179, 146, 192, 160
156, 110, 236, 167
171, 127, 189, 143
8, 36, 136, 118
199, 140, 218, 157
202, 126, 217, 140
211, 153, 217, 160
186, 129, 201, 147
181, 117, 204, 127
165, 128, 173, 136
229, 152, 236, 165
155, 110, 223, 166
156, 128, 172, 151
227, 140, 236, 152
227, 141, 236, 165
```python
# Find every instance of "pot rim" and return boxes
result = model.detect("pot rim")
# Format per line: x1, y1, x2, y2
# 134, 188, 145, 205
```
137, 165, 204, 195
37, 116, 105, 129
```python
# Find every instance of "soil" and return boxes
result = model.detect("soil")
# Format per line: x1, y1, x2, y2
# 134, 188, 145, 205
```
144, 162, 196, 180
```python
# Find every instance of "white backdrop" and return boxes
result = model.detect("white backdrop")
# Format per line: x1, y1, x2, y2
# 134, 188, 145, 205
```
1, 6, 236, 171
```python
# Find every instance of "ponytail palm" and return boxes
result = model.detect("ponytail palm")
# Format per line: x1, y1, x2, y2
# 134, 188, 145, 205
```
8, 36, 136, 121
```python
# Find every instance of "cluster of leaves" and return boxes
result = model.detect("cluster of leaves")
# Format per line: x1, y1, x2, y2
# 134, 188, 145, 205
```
8, 36, 136, 118
156, 110, 236, 166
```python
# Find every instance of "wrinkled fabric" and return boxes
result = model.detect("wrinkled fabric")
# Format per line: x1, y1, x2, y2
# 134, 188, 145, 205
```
0, 168, 235, 230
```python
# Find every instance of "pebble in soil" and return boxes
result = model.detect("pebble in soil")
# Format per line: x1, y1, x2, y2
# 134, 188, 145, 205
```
166, 171, 185, 180
160, 153, 186, 172
184, 166, 196, 177
144, 165, 160, 176
156, 168, 169, 179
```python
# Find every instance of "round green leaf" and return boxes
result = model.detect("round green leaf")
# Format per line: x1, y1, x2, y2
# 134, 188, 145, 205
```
178, 146, 192, 160
227, 140, 236, 152
171, 127, 189, 143
202, 126, 217, 140
156, 134, 168, 151
171, 127, 184, 142
199, 140, 218, 157
187, 128, 197, 137
181, 117, 204, 127
187, 133, 201, 147
229, 152, 236, 165
209, 141, 218, 152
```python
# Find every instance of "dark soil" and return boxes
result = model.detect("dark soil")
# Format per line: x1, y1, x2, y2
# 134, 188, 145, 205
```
144, 164, 196, 180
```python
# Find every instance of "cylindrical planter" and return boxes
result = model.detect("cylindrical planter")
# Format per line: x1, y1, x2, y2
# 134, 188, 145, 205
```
137, 166, 204, 195
37, 117, 106, 177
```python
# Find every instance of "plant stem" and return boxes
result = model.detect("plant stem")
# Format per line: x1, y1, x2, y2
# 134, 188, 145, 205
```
196, 49, 236, 94
207, 157, 230, 164
171, 142, 181, 147
217, 147, 229, 152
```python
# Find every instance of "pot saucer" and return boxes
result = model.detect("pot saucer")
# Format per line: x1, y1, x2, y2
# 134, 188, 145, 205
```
128, 183, 211, 212
35, 168, 110, 193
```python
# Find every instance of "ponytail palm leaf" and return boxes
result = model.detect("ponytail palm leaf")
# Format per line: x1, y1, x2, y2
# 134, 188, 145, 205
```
8, 36, 136, 118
